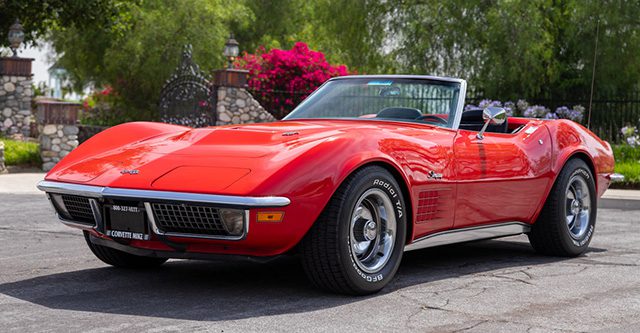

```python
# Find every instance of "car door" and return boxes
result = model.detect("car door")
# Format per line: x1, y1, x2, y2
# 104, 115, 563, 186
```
387, 126, 458, 240
453, 123, 553, 228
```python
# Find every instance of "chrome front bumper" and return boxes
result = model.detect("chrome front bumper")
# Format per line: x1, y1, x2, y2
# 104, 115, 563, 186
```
37, 180, 291, 241
37, 181, 291, 207
608, 173, 625, 183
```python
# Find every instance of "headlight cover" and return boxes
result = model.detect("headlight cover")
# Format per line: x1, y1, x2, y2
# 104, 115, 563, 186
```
219, 208, 245, 236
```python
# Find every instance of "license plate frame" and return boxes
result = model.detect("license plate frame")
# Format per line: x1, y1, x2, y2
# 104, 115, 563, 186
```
105, 204, 149, 240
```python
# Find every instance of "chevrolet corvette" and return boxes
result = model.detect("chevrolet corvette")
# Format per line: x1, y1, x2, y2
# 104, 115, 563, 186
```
38, 75, 621, 295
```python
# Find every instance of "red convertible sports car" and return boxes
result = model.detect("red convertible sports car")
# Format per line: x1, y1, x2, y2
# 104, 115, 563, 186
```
38, 75, 621, 295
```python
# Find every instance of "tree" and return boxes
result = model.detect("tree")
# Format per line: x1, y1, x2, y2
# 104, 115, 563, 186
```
46, 0, 640, 123
0, 0, 132, 48
50, 0, 248, 121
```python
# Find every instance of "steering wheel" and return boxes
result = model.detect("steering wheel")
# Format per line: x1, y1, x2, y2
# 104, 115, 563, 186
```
416, 115, 448, 125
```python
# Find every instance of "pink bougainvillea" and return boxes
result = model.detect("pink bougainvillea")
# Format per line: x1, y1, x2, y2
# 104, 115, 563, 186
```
236, 42, 351, 118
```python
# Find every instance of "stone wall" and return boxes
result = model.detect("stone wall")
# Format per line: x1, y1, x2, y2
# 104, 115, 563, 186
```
0, 74, 32, 136
39, 124, 79, 172
215, 86, 276, 126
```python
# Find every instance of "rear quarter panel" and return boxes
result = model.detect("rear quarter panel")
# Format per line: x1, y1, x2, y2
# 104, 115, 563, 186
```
544, 120, 614, 198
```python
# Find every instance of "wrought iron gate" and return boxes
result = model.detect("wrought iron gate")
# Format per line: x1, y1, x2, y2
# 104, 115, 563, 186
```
158, 45, 215, 127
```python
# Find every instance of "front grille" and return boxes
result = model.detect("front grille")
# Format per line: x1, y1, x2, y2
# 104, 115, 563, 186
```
151, 203, 231, 235
61, 194, 95, 224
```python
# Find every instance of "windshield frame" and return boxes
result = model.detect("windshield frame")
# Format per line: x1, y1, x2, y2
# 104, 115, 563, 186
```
284, 75, 468, 130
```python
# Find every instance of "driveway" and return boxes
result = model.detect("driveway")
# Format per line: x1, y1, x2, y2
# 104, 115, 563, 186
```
0, 174, 639, 332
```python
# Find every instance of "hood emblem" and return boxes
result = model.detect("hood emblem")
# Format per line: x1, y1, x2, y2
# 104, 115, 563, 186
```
120, 169, 139, 175
427, 170, 443, 180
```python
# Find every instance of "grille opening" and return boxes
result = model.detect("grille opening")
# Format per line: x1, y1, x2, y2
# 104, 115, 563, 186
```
60, 194, 95, 224
151, 203, 238, 236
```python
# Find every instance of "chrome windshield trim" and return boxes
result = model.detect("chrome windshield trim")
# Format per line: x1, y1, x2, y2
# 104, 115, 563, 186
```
37, 180, 291, 207
404, 222, 530, 252
329, 74, 466, 84
451, 79, 467, 130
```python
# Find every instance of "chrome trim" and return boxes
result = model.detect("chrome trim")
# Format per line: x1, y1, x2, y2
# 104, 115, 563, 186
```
89, 199, 102, 226
144, 202, 249, 241
451, 78, 467, 131
57, 216, 97, 231
609, 173, 625, 183
37, 180, 291, 207
404, 222, 530, 252
45, 193, 98, 231
329, 74, 466, 84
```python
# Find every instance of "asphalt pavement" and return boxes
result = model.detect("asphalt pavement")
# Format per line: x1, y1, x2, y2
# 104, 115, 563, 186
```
0, 173, 639, 332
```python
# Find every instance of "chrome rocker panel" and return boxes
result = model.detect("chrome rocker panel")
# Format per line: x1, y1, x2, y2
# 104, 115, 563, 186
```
404, 222, 531, 252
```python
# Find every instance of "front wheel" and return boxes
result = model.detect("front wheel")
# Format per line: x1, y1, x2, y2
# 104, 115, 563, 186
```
528, 159, 597, 256
301, 166, 407, 295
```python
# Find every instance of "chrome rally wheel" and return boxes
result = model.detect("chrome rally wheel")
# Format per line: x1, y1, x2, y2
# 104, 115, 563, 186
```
528, 158, 596, 257
349, 188, 396, 274
301, 166, 406, 295
565, 176, 591, 239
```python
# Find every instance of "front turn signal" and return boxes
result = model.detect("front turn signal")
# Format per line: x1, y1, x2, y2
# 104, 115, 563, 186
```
256, 211, 284, 223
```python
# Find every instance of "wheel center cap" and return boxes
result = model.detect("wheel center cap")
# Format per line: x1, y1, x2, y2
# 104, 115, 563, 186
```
571, 200, 581, 214
364, 221, 377, 241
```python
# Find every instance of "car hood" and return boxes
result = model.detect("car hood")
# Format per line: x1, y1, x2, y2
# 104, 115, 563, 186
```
46, 120, 446, 195
46, 121, 351, 194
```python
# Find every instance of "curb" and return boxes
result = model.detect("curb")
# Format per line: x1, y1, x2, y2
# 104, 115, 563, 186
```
599, 198, 640, 210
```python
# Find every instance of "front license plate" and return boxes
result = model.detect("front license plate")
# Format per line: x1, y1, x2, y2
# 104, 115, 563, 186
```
106, 205, 149, 240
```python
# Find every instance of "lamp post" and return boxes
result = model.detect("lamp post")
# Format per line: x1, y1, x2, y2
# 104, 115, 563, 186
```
223, 33, 239, 69
8, 19, 25, 57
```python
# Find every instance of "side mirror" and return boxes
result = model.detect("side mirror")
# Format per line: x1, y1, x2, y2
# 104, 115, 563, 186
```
476, 106, 507, 140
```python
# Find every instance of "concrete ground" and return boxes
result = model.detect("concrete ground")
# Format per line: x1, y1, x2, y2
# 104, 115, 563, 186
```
0, 173, 639, 332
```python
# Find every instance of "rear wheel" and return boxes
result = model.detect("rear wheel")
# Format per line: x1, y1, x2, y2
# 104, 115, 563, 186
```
528, 159, 597, 256
301, 166, 407, 295
83, 231, 168, 268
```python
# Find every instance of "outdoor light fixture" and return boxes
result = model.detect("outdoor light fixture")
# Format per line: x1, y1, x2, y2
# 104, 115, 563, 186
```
8, 19, 25, 57
223, 33, 239, 69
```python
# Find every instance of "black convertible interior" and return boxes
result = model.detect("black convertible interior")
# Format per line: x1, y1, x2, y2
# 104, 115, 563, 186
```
458, 107, 509, 133
375, 106, 510, 133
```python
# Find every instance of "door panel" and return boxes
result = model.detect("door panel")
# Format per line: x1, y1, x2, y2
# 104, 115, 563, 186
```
383, 127, 457, 240
453, 123, 553, 227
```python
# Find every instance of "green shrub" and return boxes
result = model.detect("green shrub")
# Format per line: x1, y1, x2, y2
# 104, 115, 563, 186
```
1, 138, 41, 166
615, 162, 640, 183
612, 144, 640, 163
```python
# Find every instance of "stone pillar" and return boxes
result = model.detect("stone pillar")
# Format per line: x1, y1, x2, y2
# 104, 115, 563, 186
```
35, 100, 81, 171
0, 57, 34, 137
212, 69, 276, 125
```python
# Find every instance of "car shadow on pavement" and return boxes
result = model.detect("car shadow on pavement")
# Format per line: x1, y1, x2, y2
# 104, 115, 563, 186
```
0, 238, 605, 322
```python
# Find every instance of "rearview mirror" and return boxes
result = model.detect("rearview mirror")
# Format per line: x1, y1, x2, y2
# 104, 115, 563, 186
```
477, 107, 507, 140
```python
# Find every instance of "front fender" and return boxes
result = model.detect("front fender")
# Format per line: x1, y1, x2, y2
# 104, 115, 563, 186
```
248, 131, 409, 254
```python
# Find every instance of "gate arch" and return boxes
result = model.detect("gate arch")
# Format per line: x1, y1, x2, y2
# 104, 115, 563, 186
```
159, 45, 215, 127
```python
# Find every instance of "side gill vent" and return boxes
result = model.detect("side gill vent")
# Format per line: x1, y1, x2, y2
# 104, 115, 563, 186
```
416, 190, 440, 223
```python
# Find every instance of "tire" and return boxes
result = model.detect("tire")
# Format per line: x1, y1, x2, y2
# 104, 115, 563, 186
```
528, 158, 597, 257
83, 231, 168, 268
301, 166, 407, 295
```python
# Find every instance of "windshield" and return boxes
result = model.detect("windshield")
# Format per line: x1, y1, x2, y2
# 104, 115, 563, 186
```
284, 77, 462, 128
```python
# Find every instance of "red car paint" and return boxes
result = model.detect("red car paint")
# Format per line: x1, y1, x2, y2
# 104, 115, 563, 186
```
44, 115, 615, 257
